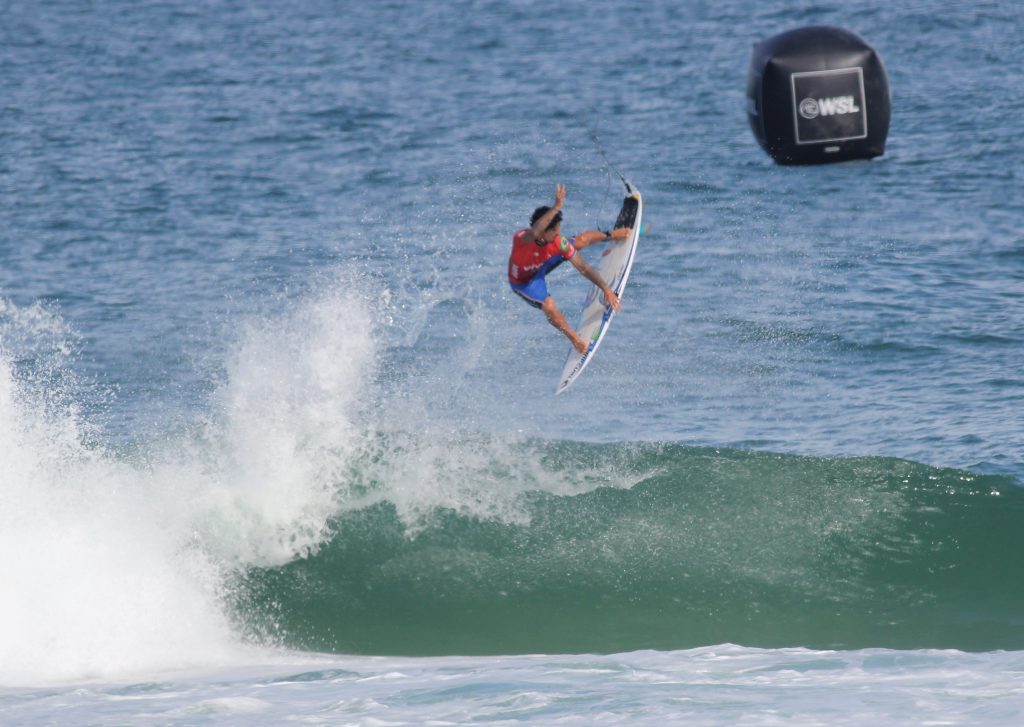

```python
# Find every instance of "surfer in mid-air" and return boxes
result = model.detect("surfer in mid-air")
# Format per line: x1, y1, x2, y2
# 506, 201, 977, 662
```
508, 184, 630, 354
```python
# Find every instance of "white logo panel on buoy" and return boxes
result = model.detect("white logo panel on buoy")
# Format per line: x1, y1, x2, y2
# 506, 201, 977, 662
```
791, 68, 868, 144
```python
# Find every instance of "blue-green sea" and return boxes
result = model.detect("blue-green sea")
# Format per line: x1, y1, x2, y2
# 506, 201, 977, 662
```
2, 0, 1022, 724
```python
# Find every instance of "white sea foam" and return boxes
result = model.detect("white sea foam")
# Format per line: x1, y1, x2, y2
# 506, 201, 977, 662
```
5, 646, 1024, 725
184, 283, 377, 566
1, 309, 232, 684
0, 288, 376, 685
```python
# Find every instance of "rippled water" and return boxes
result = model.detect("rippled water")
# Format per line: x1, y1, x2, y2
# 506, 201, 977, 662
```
2, 0, 1021, 723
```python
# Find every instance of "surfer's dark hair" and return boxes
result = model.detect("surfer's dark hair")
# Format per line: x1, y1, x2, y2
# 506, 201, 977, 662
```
531, 206, 562, 231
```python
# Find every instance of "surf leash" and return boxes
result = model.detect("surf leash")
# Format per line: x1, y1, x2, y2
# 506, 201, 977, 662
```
581, 117, 629, 192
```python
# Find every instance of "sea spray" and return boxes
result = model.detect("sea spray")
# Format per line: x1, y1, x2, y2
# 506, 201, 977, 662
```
0, 301, 237, 685
0, 286, 378, 684
185, 283, 377, 566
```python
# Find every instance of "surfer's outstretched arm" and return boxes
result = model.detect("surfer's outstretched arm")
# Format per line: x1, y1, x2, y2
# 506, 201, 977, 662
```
570, 256, 621, 311
528, 184, 566, 241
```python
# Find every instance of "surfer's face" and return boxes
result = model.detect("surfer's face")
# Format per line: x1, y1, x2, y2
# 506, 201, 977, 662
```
543, 223, 560, 242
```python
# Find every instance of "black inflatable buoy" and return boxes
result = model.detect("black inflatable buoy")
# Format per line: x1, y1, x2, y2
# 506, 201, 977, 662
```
747, 26, 890, 165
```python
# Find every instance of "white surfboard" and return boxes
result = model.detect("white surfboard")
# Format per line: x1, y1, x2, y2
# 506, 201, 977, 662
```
556, 182, 643, 395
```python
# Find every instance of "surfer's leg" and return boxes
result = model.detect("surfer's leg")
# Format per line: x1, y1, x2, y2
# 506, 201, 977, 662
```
541, 297, 587, 354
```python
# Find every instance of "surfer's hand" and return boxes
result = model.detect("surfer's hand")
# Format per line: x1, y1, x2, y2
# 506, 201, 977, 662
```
554, 184, 566, 209
604, 289, 620, 311
610, 227, 630, 240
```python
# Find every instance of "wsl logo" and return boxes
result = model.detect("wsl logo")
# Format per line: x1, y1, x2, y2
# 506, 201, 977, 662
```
791, 67, 869, 145
798, 95, 861, 120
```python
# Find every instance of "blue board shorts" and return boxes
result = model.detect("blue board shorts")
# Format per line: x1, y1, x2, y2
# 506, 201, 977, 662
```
509, 257, 567, 309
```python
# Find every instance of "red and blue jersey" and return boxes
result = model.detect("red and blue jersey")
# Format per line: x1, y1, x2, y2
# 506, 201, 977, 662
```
507, 230, 576, 285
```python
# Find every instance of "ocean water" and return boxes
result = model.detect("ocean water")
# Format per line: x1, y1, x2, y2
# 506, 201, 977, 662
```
2, 0, 1022, 724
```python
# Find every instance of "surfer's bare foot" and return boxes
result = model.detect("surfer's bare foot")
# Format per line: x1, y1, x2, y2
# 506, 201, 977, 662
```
572, 336, 588, 354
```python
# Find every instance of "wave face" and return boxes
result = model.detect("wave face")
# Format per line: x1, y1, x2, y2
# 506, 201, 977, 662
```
237, 441, 1024, 655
